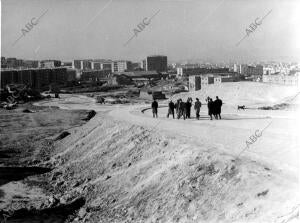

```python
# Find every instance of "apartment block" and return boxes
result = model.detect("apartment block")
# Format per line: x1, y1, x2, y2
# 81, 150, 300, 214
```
39, 60, 61, 68
1, 67, 75, 90
146, 55, 167, 72
112, 60, 132, 72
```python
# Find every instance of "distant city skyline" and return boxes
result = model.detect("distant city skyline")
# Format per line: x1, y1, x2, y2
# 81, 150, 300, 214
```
1, 0, 300, 63
1, 56, 299, 66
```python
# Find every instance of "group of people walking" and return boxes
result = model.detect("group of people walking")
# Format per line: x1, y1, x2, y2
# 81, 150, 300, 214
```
151, 96, 222, 120
206, 96, 223, 120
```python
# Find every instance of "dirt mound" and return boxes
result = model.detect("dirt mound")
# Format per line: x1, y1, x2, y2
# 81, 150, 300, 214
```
48, 116, 299, 222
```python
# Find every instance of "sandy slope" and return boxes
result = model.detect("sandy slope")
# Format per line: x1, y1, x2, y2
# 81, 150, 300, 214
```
34, 82, 300, 222
48, 114, 298, 222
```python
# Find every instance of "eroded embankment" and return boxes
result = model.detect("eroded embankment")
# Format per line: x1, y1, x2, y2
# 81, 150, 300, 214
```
0, 105, 92, 222
46, 114, 299, 223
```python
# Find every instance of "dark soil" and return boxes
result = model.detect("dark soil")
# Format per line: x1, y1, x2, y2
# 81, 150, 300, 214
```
0, 104, 88, 222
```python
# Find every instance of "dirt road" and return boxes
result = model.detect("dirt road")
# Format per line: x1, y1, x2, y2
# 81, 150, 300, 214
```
36, 94, 300, 175
31, 92, 300, 222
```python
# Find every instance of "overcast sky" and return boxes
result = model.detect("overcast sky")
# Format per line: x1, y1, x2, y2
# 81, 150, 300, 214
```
1, 0, 299, 63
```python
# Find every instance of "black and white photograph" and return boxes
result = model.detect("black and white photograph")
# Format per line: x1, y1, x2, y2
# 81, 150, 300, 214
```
0, 0, 299, 222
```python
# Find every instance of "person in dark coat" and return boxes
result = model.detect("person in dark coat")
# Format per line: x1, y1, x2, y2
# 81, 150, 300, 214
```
151, 99, 158, 118
185, 99, 192, 119
194, 98, 201, 120
167, 100, 175, 119
205, 96, 210, 103
179, 100, 186, 120
212, 99, 218, 119
207, 98, 214, 120
175, 99, 180, 116
215, 96, 223, 119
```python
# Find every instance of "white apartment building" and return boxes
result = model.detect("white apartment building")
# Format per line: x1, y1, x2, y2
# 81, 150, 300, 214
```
112, 61, 132, 72
177, 67, 183, 77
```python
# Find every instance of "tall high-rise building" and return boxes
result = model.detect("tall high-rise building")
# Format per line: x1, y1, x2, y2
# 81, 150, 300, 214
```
146, 55, 167, 72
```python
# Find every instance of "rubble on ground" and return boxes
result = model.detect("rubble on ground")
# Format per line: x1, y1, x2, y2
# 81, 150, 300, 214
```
0, 84, 44, 110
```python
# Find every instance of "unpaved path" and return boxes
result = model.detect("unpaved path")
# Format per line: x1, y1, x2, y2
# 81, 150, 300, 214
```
109, 105, 299, 174
35, 93, 300, 176
33, 92, 300, 222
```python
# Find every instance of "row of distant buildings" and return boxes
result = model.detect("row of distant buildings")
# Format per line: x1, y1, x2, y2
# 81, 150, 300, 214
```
177, 64, 263, 77
177, 67, 233, 77
262, 73, 300, 86
74, 55, 168, 85
73, 55, 167, 73
234, 64, 300, 86
1, 57, 66, 69
1, 55, 168, 73
0, 67, 76, 90
180, 62, 300, 91
189, 74, 239, 91
188, 72, 300, 92
0, 55, 168, 90
2, 55, 299, 91
1, 57, 76, 90
175, 61, 299, 77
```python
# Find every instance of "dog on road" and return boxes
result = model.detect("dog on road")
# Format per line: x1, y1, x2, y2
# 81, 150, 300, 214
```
237, 105, 246, 110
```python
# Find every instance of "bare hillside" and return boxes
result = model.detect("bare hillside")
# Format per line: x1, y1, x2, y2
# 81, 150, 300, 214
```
45, 114, 298, 222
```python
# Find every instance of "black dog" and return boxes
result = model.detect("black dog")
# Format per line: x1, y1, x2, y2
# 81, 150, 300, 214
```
237, 105, 245, 110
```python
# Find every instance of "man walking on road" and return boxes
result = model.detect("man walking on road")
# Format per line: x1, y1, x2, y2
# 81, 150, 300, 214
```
212, 99, 218, 119
207, 98, 214, 120
185, 98, 192, 119
215, 96, 223, 119
194, 98, 201, 120
167, 100, 175, 119
179, 100, 186, 120
152, 99, 158, 118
